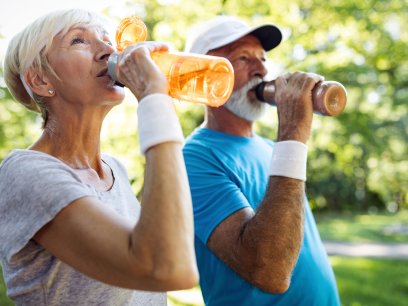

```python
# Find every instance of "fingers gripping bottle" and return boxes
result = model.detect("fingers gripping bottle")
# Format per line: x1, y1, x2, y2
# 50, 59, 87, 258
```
108, 16, 235, 107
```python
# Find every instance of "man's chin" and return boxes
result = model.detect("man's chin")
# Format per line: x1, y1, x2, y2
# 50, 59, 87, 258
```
224, 99, 266, 122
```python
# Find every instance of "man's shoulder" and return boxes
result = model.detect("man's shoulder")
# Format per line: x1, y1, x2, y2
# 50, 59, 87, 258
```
184, 128, 219, 152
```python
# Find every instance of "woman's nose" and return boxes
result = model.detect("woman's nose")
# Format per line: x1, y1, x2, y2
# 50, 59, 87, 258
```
95, 40, 116, 62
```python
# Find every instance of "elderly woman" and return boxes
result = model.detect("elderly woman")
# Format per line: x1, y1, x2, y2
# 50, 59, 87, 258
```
0, 9, 198, 305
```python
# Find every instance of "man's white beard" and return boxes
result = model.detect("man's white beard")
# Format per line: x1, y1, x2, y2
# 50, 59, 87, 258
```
224, 78, 267, 122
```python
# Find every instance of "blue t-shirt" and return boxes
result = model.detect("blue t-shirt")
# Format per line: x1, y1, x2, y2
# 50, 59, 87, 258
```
183, 128, 340, 306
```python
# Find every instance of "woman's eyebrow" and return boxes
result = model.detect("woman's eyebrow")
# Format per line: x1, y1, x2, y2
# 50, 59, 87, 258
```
62, 26, 109, 39
60, 27, 86, 41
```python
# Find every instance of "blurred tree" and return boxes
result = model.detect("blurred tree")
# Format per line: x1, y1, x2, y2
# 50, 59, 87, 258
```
0, 67, 40, 157
271, 0, 408, 212
126, 0, 408, 212
1, 0, 406, 211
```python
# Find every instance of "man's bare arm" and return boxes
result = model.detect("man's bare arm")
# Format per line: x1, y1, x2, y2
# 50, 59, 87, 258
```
207, 72, 324, 293
207, 176, 304, 293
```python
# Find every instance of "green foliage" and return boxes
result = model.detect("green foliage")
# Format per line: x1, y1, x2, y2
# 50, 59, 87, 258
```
0, 265, 13, 305
116, 0, 408, 212
0, 74, 40, 159
1, 0, 407, 212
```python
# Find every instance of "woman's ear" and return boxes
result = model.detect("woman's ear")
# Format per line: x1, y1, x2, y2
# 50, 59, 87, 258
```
24, 70, 55, 97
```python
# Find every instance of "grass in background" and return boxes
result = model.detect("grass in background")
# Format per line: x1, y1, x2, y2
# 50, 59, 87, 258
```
2, 211, 407, 306
315, 211, 408, 243
331, 256, 408, 306
167, 256, 408, 306
3, 258, 408, 306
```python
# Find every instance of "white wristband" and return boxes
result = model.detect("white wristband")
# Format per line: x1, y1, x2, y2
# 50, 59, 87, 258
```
137, 94, 184, 155
269, 141, 308, 181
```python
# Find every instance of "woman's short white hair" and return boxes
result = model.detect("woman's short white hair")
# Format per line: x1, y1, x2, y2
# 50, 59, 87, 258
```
3, 9, 109, 124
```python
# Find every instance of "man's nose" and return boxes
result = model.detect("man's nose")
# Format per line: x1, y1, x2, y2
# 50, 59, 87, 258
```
250, 58, 268, 79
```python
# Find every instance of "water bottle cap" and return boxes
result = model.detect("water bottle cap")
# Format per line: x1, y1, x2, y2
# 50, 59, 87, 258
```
116, 16, 147, 51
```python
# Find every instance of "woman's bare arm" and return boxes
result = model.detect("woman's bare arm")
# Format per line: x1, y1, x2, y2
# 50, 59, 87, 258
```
34, 142, 198, 291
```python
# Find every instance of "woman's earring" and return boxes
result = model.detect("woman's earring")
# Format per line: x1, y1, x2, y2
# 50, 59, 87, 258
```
48, 89, 55, 95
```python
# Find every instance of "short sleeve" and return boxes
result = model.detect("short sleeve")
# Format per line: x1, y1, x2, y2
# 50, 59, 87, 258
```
0, 151, 95, 261
183, 143, 251, 244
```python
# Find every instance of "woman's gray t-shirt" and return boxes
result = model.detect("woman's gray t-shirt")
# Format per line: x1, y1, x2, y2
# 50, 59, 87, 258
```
0, 149, 166, 305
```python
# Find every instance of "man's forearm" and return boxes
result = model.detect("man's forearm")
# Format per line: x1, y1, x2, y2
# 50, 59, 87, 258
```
236, 177, 305, 293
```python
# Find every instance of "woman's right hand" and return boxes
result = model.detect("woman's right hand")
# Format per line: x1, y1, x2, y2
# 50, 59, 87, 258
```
116, 42, 169, 101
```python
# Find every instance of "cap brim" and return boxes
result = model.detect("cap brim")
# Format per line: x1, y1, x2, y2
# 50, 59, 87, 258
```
186, 17, 283, 54
207, 24, 282, 53
249, 24, 282, 51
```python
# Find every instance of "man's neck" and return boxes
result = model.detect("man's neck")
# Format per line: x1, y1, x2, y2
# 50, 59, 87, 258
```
204, 106, 254, 137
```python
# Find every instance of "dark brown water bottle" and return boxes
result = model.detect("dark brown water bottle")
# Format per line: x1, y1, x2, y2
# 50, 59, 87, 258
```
255, 80, 347, 116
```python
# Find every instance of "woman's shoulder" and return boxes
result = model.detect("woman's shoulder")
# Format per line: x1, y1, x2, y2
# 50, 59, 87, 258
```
0, 149, 83, 187
1, 149, 64, 169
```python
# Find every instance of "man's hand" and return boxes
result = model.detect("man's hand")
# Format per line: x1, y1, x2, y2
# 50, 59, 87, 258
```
274, 71, 324, 144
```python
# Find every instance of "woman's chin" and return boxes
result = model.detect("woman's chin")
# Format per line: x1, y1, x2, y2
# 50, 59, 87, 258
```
102, 89, 126, 105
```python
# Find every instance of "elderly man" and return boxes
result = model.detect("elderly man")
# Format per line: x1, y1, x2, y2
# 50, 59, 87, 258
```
183, 16, 341, 305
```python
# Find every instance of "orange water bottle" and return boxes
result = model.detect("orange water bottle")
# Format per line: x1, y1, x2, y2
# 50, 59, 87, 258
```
108, 16, 234, 107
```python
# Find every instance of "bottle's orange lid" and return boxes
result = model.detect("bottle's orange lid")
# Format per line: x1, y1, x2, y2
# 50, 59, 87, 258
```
116, 16, 148, 51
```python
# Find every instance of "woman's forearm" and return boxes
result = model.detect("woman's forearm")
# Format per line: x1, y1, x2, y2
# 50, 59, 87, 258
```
130, 142, 198, 290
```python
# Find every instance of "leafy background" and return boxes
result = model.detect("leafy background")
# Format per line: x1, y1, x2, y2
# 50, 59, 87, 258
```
0, 1, 407, 305
2, 0, 405, 211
